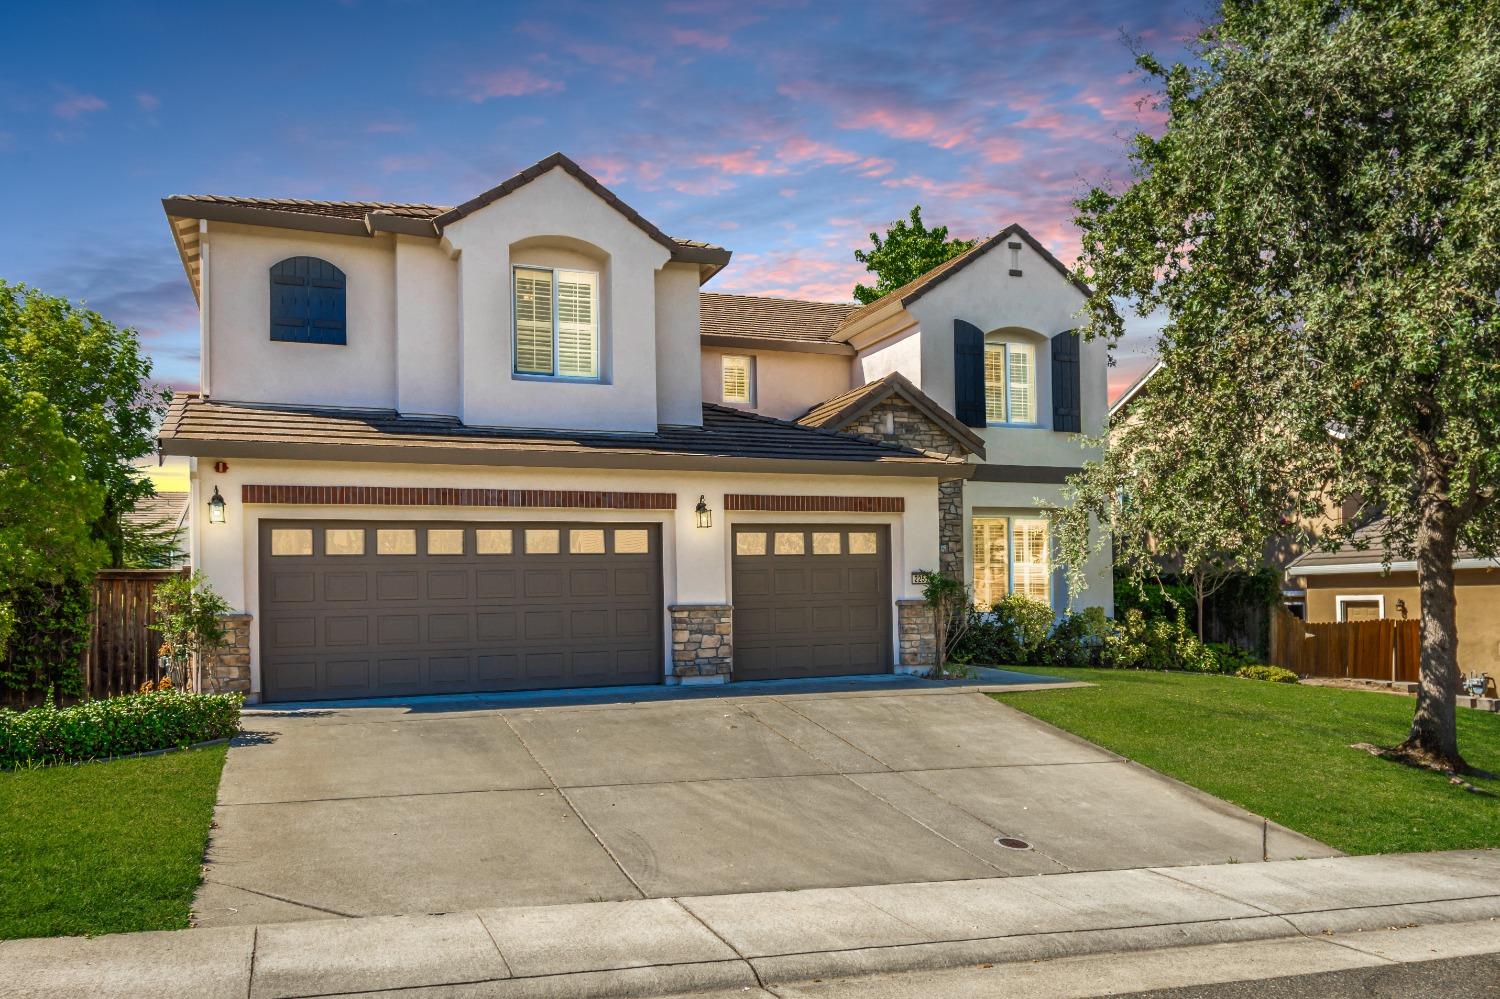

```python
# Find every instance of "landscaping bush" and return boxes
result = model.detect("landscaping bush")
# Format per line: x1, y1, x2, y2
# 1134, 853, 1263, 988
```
1039, 606, 1116, 668
0, 577, 93, 702
952, 593, 1055, 666
0, 687, 242, 768
1236, 664, 1299, 684
1102, 608, 1237, 674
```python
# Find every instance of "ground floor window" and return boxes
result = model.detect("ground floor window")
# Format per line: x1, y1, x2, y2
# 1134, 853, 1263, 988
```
1336, 595, 1384, 621
972, 516, 1051, 607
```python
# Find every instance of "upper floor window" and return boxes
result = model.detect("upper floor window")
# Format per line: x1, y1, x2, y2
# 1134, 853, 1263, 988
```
721, 354, 753, 404
270, 257, 346, 344
984, 340, 1036, 424
514, 266, 598, 379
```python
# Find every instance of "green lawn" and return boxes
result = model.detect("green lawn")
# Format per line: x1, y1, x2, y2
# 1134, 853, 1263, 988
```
0, 745, 227, 939
991, 669, 1499, 856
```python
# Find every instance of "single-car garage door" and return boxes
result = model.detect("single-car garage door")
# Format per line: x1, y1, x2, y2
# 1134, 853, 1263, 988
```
258, 521, 663, 702
730, 524, 891, 680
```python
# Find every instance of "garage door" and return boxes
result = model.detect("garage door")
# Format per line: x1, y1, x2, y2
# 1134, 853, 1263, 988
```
730, 524, 892, 680
258, 521, 663, 702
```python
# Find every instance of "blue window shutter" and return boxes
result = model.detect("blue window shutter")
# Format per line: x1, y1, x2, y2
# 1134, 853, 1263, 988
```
1051, 329, 1081, 433
953, 319, 986, 427
270, 257, 346, 344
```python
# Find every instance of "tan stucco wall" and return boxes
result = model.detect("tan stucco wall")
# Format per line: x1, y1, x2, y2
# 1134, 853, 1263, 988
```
205, 222, 399, 410
188, 456, 942, 698
1300, 568, 1500, 672
698, 346, 853, 421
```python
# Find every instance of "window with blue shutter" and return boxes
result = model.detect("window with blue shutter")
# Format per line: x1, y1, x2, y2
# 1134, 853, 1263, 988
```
1050, 329, 1082, 433
270, 257, 346, 345
953, 319, 986, 427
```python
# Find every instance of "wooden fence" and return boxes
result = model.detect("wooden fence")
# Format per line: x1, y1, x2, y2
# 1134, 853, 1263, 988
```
83, 568, 189, 699
1269, 604, 1421, 682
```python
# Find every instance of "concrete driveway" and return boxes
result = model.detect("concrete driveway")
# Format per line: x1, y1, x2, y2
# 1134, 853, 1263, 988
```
194, 677, 1335, 928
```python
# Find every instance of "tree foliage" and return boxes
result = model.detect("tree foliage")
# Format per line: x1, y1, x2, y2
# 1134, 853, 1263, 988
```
0, 282, 170, 566
852, 206, 976, 305
1059, 0, 1500, 769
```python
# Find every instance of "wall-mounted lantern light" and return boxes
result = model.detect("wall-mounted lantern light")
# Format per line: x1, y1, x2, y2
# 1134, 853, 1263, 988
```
694, 495, 712, 529
208, 485, 227, 525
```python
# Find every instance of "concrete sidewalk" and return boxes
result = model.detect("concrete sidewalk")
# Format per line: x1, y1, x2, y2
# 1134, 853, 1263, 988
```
5, 849, 1497, 999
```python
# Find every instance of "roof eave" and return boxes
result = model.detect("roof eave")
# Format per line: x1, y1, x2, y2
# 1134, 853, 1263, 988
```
701, 333, 854, 356
161, 198, 372, 238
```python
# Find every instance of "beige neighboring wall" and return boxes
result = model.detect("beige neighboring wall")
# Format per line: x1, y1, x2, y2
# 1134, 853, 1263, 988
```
699, 346, 853, 420
205, 222, 399, 410
1299, 568, 1500, 673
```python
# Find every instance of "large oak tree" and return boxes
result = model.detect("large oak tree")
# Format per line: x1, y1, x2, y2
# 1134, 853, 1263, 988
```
1060, 0, 1500, 770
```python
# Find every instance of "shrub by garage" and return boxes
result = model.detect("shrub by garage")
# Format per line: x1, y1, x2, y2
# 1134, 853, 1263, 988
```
0, 687, 242, 768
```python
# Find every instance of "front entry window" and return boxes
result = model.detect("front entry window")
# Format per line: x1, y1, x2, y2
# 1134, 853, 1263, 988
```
972, 516, 1051, 606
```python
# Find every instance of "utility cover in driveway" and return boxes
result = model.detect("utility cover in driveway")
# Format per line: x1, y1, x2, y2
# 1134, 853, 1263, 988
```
731, 524, 891, 680
258, 520, 662, 701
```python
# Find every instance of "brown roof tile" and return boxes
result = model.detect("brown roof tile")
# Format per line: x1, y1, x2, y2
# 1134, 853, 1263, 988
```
123, 491, 189, 529
797, 372, 986, 457
699, 292, 856, 344
157, 394, 967, 478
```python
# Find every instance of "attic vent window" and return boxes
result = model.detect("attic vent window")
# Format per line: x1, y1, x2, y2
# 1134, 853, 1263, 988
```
1008, 242, 1023, 277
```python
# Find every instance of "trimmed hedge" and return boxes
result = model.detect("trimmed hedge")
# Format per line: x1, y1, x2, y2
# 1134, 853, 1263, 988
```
0, 690, 242, 769
1236, 664, 1300, 684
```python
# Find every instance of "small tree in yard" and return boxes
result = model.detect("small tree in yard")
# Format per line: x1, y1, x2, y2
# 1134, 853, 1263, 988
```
920, 571, 972, 679
852, 206, 976, 305
153, 573, 231, 692
1061, 0, 1500, 771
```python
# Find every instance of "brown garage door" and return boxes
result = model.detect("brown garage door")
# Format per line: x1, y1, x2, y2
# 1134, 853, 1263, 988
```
730, 524, 892, 681
258, 520, 662, 702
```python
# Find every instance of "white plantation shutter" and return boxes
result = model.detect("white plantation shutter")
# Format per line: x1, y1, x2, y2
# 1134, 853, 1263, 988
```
1011, 518, 1051, 603
1007, 343, 1035, 423
722, 354, 751, 403
983, 345, 1007, 424
971, 517, 1010, 607
513, 268, 554, 374
555, 270, 598, 378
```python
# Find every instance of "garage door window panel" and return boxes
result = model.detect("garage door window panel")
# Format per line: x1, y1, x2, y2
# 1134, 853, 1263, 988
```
325, 529, 365, 556
476, 529, 513, 555
570, 529, 606, 554
613, 529, 649, 554
427, 529, 465, 555
774, 532, 805, 555
526, 529, 560, 554
378, 529, 416, 555
736, 532, 767, 556
271, 529, 313, 556
812, 532, 842, 555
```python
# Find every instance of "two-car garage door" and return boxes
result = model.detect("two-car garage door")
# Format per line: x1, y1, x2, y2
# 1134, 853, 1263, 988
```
258, 521, 663, 702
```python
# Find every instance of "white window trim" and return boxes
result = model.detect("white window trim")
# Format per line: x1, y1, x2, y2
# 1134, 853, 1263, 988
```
511, 265, 601, 382
1336, 594, 1385, 621
983, 340, 1040, 427
721, 354, 754, 405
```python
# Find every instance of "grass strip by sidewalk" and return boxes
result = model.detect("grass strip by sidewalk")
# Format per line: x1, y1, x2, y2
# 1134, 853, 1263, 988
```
990, 668, 1499, 856
0, 744, 227, 939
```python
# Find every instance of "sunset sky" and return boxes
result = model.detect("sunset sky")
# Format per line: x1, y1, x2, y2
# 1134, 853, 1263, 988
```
0, 0, 1202, 401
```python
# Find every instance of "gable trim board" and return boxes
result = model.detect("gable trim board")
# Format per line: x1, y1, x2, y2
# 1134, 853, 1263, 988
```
797, 371, 986, 458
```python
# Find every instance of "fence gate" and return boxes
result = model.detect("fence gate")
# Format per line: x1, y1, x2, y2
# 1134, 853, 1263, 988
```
1269, 604, 1421, 682
84, 568, 189, 699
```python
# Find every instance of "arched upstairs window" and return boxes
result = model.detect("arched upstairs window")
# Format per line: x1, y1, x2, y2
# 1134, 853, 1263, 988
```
270, 257, 346, 344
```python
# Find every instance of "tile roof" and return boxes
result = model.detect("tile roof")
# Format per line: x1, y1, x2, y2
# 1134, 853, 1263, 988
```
160, 194, 447, 221
699, 292, 856, 344
157, 394, 967, 478
797, 372, 986, 457
123, 491, 188, 529
836, 222, 1092, 334
1289, 518, 1493, 572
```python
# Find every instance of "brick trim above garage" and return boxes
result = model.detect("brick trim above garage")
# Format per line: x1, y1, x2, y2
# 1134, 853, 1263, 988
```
724, 494, 904, 513
240, 485, 677, 510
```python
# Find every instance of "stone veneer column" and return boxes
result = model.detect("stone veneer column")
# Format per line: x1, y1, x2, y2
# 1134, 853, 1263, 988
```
204, 613, 252, 695
896, 599, 936, 675
844, 399, 968, 576
669, 604, 733, 683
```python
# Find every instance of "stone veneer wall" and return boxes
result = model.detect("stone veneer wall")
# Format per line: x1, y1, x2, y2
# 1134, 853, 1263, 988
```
669, 604, 733, 680
842, 398, 968, 576
205, 613, 252, 694
896, 598, 936, 673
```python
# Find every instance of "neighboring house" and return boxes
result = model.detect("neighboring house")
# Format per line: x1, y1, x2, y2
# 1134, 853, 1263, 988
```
1287, 520, 1500, 672
122, 490, 189, 568
158, 152, 1111, 704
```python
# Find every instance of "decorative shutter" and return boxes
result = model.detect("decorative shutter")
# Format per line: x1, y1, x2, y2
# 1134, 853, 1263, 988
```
953, 319, 986, 427
1051, 329, 1081, 433
270, 257, 345, 344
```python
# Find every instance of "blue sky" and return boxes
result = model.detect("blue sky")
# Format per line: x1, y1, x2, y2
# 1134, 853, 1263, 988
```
0, 0, 1201, 399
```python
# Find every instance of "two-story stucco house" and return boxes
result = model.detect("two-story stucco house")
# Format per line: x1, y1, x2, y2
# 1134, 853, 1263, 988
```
158, 152, 1111, 703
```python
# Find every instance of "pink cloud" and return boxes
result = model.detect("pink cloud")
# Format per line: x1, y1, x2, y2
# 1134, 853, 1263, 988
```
567, 42, 655, 77
462, 68, 563, 102
378, 154, 433, 173
53, 93, 106, 119
670, 27, 731, 50
713, 251, 865, 303
692, 148, 779, 176
135, 92, 159, 112
838, 105, 972, 149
